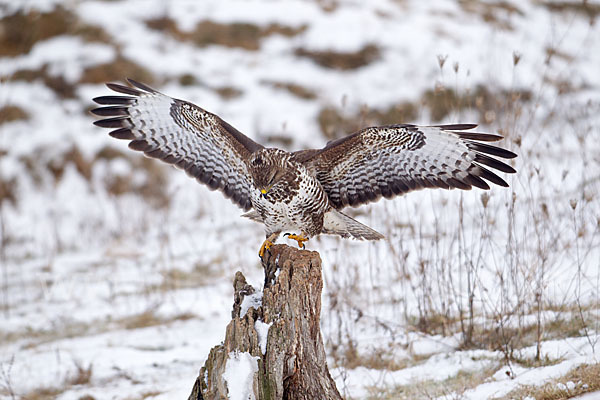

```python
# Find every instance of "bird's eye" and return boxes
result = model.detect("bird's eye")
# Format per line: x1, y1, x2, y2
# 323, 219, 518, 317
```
252, 156, 262, 166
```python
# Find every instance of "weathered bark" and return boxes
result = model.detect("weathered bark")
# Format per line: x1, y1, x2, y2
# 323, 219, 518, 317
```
188, 244, 341, 400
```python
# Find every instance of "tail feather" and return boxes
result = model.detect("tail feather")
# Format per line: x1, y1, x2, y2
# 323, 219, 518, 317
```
322, 209, 384, 241
241, 210, 262, 222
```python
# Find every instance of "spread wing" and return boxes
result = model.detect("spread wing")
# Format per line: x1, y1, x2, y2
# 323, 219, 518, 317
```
297, 124, 517, 209
91, 79, 263, 211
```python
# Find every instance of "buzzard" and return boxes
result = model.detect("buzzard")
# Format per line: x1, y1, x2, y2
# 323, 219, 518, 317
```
92, 79, 517, 257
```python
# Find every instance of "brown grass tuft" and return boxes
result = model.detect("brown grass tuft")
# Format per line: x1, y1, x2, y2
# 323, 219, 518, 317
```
213, 85, 243, 99
69, 361, 93, 386
22, 386, 65, 400
367, 364, 500, 400
0, 176, 17, 206
317, 101, 419, 140
0, 105, 29, 124
79, 56, 156, 86
295, 44, 381, 70
0, 6, 111, 57
458, 0, 524, 30
145, 17, 306, 51
422, 84, 532, 122
543, 1, 600, 21
118, 311, 195, 330
498, 363, 600, 400
261, 80, 317, 100
95, 147, 171, 209
47, 146, 93, 182
10, 65, 77, 98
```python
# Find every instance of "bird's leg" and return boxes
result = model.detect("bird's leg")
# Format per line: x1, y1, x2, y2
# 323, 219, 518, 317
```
259, 232, 279, 258
284, 233, 309, 249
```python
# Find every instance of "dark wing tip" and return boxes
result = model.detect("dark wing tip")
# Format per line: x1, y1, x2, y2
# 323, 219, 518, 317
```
457, 132, 504, 142
474, 153, 516, 174
93, 117, 130, 128
90, 106, 128, 117
106, 82, 142, 96
108, 128, 135, 140
126, 78, 158, 93
467, 142, 517, 159
436, 123, 478, 131
93, 95, 136, 105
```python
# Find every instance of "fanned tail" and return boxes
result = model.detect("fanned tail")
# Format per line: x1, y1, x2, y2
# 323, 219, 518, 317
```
322, 209, 384, 240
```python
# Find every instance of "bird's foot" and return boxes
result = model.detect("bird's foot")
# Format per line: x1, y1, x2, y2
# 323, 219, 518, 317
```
258, 238, 274, 259
284, 233, 309, 249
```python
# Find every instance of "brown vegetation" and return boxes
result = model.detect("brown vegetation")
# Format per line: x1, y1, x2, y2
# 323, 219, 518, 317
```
458, 0, 524, 30
146, 16, 306, 50
295, 44, 381, 70
0, 105, 29, 125
80, 56, 156, 86
10, 65, 77, 98
498, 363, 600, 400
95, 146, 171, 209
367, 364, 500, 400
317, 102, 419, 140
0, 176, 17, 206
0, 6, 111, 57
316, 84, 531, 140
543, 1, 600, 21
261, 80, 318, 100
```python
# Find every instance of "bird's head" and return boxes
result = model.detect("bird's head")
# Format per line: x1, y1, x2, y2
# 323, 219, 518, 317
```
249, 149, 288, 198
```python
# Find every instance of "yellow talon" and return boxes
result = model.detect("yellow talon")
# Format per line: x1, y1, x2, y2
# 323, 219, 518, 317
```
259, 239, 273, 258
284, 233, 309, 249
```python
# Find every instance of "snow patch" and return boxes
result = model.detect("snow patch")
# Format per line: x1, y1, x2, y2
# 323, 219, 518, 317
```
223, 351, 259, 400
254, 320, 272, 355
240, 291, 263, 318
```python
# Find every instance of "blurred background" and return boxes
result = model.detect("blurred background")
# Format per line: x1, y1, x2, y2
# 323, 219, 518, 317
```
1, 0, 599, 399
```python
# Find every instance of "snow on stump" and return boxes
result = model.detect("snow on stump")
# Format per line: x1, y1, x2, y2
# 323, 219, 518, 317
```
187, 244, 342, 400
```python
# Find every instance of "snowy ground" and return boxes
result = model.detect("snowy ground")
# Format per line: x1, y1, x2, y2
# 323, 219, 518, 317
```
1, 0, 599, 399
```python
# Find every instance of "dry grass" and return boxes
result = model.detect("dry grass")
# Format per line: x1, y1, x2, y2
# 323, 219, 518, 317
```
422, 84, 532, 122
123, 391, 163, 400
0, 6, 111, 57
261, 80, 318, 100
0, 105, 29, 125
497, 363, 600, 400
7, 56, 154, 99
17, 144, 171, 208
317, 102, 419, 140
94, 146, 171, 209
332, 340, 411, 371
79, 56, 156, 86
152, 261, 222, 291
21, 386, 66, 400
213, 85, 243, 99
294, 44, 381, 70
542, 1, 600, 21
19, 360, 93, 400
146, 16, 306, 50
0, 176, 17, 206
9, 65, 78, 98
365, 363, 500, 400
316, 84, 531, 140
69, 361, 93, 386
46, 145, 93, 182
117, 311, 195, 330
458, 0, 524, 30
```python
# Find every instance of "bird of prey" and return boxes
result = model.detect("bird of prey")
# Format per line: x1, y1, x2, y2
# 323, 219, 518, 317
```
91, 79, 517, 257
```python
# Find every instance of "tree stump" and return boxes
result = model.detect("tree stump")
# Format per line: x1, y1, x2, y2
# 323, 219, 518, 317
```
187, 244, 341, 400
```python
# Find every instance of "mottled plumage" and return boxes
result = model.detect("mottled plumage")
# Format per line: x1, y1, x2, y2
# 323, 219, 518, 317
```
92, 79, 517, 253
